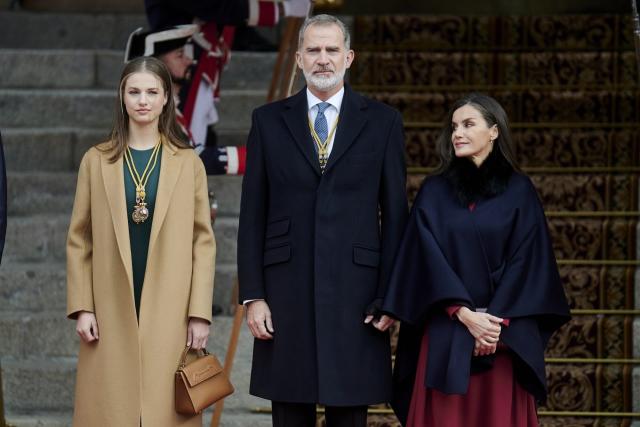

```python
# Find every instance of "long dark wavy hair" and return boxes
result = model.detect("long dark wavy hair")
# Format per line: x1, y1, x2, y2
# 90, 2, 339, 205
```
101, 56, 190, 162
433, 93, 521, 174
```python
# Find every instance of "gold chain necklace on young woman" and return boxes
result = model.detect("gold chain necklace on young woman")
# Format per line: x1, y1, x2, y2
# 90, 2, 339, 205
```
124, 140, 161, 224
308, 115, 339, 172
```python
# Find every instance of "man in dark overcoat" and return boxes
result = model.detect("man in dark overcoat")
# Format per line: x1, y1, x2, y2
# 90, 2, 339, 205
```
237, 14, 408, 427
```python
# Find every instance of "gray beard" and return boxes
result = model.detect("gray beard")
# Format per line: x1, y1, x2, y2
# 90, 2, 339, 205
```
304, 67, 345, 92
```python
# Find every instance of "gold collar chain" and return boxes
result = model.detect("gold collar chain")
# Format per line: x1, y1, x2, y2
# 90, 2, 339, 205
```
124, 140, 161, 224
308, 115, 339, 171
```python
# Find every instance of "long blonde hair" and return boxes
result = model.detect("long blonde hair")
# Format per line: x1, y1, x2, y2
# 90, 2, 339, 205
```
102, 56, 190, 162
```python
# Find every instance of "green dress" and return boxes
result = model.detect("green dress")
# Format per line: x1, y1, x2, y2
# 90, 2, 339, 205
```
124, 146, 161, 317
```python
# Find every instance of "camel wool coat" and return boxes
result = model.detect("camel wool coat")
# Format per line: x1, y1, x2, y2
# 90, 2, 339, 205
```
66, 141, 216, 427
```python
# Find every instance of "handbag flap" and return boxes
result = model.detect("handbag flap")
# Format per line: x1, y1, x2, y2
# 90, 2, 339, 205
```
181, 354, 224, 387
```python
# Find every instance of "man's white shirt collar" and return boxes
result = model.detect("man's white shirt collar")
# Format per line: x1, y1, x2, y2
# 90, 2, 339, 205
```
306, 86, 344, 113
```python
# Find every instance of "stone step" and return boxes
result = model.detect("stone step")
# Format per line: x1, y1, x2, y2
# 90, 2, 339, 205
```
4, 412, 273, 427
0, 11, 146, 50
0, 49, 275, 91
1, 357, 76, 412
0, 89, 263, 130
0, 262, 66, 311
2, 128, 248, 172
7, 172, 242, 216
3, 214, 238, 264
4, 413, 72, 427
0, 309, 249, 359
1, 315, 266, 412
0, 261, 238, 314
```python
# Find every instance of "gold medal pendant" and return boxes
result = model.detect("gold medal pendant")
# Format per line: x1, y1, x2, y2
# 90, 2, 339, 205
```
132, 198, 149, 224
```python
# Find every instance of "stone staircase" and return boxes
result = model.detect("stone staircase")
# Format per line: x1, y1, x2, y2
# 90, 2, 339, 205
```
0, 10, 274, 427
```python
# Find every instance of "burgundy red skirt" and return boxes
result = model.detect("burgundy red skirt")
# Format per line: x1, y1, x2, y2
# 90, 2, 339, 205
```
406, 330, 539, 427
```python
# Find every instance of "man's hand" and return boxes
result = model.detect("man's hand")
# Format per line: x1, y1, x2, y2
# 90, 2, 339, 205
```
363, 298, 395, 331
246, 300, 274, 340
76, 311, 99, 343
455, 307, 503, 346
365, 314, 395, 332
187, 317, 211, 350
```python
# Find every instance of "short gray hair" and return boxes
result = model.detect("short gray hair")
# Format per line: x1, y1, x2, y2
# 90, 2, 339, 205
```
298, 14, 351, 51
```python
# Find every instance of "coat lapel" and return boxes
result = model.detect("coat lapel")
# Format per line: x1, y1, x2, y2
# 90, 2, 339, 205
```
324, 84, 368, 173
282, 89, 322, 176
101, 152, 134, 290
147, 142, 183, 259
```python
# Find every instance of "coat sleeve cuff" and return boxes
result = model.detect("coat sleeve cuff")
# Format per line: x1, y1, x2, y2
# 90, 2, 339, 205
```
446, 305, 462, 319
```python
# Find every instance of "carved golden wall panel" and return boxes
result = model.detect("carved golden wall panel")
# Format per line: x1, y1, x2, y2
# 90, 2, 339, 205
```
353, 13, 637, 424
514, 129, 640, 168
560, 266, 601, 309
560, 266, 635, 310
548, 218, 636, 260
406, 174, 638, 212
546, 315, 629, 359
531, 175, 608, 211
542, 363, 631, 412
532, 174, 637, 211
353, 15, 629, 51
353, 52, 634, 88
368, 90, 639, 124
404, 128, 640, 168
544, 364, 597, 411
539, 417, 631, 427
546, 316, 598, 358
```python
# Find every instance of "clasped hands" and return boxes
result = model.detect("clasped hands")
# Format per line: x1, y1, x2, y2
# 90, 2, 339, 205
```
455, 307, 504, 357
245, 299, 395, 341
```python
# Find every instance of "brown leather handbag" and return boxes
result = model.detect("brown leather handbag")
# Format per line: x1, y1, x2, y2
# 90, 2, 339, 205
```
175, 346, 234, 415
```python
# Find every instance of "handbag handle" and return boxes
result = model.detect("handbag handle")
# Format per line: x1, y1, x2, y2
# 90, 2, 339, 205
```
178, 345, 209, 369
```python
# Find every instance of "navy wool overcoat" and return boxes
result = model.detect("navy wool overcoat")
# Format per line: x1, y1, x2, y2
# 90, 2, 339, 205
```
237, 84, 408, 405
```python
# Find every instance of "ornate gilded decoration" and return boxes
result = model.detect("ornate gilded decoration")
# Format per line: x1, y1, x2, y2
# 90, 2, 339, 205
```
350, 13, 639, 425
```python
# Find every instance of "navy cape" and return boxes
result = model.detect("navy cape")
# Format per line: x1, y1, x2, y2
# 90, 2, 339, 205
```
382, 171, 570, 424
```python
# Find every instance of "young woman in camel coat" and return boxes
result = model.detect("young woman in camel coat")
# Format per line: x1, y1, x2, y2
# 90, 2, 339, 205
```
66, 56, 216, 427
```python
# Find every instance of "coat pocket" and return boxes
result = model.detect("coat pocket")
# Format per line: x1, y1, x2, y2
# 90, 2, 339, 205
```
265, 217, 290, 239
353, 245, 380, 268
263, 243, 291, 266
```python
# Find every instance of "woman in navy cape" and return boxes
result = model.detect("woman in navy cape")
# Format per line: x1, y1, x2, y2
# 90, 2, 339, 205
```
382, 94, 570, 426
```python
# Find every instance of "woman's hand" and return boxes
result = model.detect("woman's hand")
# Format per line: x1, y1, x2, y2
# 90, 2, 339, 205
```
474, 340, 497, 357
187, 317, 210, 350
455, 307, 503, 346
76, 311, 99, 343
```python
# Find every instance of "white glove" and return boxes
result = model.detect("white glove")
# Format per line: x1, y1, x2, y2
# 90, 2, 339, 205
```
283, 0, 311, 17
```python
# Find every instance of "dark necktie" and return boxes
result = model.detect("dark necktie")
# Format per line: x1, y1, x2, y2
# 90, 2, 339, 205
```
314, 102, 331, 144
